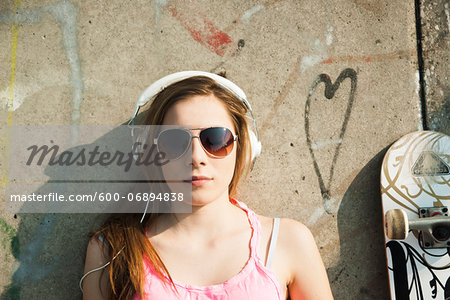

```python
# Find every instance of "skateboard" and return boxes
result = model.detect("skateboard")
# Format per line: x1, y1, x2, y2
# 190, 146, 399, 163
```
381, 130, 450, 300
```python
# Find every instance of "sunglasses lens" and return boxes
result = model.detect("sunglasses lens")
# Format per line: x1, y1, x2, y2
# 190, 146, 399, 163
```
200, 127, 235, 157
158, 129, 191, 159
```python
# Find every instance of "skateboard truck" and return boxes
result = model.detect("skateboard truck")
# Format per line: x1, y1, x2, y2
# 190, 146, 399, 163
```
385, 206, 450, 249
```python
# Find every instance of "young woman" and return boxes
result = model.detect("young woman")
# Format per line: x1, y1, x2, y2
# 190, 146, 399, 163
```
81, 72, 334, 300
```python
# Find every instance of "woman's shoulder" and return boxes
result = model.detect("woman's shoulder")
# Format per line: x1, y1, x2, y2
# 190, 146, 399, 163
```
256, 214, 313, 239
256, 214, 334, 297
256, 214, 317, 257
277, 218, 317, 256
85, 235, 111, 263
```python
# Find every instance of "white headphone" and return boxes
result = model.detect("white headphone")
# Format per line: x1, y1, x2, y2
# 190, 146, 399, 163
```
128, 71, 262, 162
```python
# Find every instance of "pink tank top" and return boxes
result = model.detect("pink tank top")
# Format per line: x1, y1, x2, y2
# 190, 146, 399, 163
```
133, 198, 283, 300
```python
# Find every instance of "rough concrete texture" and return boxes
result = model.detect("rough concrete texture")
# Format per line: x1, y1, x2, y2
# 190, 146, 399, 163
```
420, 0, 449, 134
0, 0, 446, 299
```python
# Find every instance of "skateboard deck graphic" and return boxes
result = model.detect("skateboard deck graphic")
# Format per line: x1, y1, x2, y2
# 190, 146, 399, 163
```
381, 131, 450, 300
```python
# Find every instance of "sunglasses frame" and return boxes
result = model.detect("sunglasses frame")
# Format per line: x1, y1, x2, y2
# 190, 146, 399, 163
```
153, 127, 238, 160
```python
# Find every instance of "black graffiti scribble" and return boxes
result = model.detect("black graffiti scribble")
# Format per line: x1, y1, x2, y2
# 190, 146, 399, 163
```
304, 68, 357, 213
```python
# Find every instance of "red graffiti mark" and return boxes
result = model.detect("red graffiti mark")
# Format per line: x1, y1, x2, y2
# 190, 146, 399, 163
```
168, 5, 233, 56
322, 58, 333, 64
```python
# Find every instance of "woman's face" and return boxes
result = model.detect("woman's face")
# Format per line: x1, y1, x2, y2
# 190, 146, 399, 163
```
161, 94, 237, 206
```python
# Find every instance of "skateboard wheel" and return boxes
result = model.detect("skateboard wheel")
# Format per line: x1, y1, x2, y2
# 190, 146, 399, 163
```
385, 209, 409, 240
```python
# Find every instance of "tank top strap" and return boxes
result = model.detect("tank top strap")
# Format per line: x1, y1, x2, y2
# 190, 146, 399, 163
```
229, 198, 261, 260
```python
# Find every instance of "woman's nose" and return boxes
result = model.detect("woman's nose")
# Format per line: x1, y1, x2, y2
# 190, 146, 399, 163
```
190, 137, 207, 166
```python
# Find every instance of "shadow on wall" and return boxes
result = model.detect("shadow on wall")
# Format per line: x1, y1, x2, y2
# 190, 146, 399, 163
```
0, 124, 146, 300
327, 146, 391, 300
1, 213, 103, 300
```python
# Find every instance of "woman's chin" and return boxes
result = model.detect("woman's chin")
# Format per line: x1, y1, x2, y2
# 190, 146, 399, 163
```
188, 197, 214, 207
186, 192, 220, 208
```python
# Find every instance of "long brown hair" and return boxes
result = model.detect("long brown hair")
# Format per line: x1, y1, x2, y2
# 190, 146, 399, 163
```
90, 75, 253, 299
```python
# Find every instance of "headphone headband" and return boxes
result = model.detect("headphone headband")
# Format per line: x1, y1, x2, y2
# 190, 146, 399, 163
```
130, 71, 254, 124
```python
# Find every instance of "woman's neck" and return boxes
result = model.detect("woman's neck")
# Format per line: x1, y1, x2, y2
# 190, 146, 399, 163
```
151, 192, 246, 242
173, 193, 240, 235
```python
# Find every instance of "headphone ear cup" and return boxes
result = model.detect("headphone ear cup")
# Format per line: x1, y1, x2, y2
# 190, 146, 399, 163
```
247, 127, 261, 162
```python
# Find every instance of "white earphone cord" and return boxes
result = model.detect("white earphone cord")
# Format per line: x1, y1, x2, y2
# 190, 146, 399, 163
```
79, 202, 148, 293
79, 246, 125, 292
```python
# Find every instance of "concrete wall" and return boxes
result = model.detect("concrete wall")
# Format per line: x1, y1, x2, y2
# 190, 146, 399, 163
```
0, 0, 447, 299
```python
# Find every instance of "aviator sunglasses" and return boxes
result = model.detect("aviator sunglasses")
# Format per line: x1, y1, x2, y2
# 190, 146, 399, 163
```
154, 127, 238, 160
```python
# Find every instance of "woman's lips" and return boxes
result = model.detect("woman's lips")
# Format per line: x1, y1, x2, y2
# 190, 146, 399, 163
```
184, 176, 212, 186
